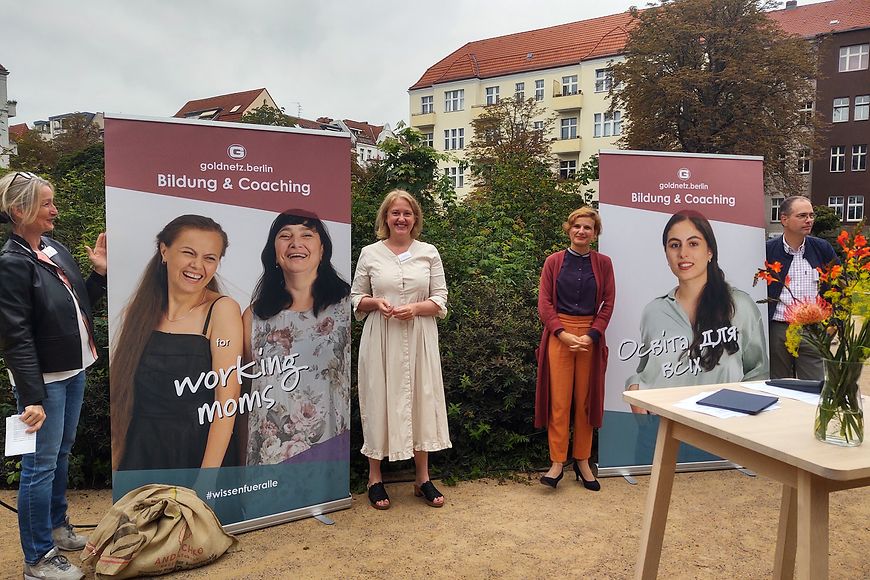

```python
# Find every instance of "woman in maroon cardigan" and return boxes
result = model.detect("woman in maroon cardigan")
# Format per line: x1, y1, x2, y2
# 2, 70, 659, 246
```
535, 207, 615, 490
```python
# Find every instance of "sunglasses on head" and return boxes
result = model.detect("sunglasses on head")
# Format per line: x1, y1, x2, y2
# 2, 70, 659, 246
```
11, 172, 37, 187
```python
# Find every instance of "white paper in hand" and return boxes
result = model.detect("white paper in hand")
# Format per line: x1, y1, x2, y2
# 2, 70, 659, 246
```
5, 415, 36, 456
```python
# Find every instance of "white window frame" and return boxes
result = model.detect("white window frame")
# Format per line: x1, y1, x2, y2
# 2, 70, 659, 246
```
853, 144, 867, 171
534, 79, 544, 101
798, 148, 811, 174
831, 146, 846, 172
422, 132, 433, 148
839, 44, 869, 72
593, 111, 622, 137
445, 166, 464, 189
770, 197, 783, 222
559, 160, 577, 179
829, 196, 844, 219
533, 120, 544, 132
515, 82, 524, 101
799, 100, 814, 124
443, 128, 464, 150
594, 68, 612, 93
561, 75, 578, 96
847, 195, 865, 222
560, 117, 577, 140
833, 97, 850, 123
421, 95, 433, 114
855, 95, 870, 121
485, 86, 500, 106
444, 89, 464, 112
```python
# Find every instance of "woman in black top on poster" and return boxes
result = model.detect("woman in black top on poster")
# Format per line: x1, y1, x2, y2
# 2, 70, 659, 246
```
111, 215, 243, 471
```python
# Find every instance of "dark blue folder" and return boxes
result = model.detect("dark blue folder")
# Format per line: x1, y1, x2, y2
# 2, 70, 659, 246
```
696, 388, 778, 415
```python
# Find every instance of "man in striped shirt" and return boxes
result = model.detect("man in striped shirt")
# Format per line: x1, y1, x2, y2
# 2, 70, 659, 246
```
766, 196, 838, 379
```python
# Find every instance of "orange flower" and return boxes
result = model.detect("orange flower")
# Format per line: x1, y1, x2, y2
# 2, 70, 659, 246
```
838, 230, 850, 249
755, 271, 776, 285
855, 234, 867, 248
785, 274, 791, 286
829, 265, 843, 280
765, 261, 782, 273
784, 297, 832, 325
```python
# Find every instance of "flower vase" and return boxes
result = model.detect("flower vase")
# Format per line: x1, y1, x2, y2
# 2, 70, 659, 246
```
815, 358, 865, 446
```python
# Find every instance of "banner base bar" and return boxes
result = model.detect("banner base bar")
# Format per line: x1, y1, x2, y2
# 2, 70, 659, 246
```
598, 460, 736, 479
223, 495, 352, 534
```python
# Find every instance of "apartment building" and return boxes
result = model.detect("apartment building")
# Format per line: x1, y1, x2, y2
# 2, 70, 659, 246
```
409, 0, 869, 222
0, 64, 15, 168
408, 12, 635, 195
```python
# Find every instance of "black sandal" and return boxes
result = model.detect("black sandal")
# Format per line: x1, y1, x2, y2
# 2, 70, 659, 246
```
367, 482, 390, 510
413, 480, 444, 508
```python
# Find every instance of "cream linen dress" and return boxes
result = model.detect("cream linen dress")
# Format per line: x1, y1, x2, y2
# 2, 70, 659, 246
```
351, 240, 452, 461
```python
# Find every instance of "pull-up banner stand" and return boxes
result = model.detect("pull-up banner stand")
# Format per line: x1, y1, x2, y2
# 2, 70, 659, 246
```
105, 114, 352, 532
598, 150, 769, 475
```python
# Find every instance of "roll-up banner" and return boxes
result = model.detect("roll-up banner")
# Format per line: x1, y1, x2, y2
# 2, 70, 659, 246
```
104, 115, 352, 532
598, 150, 769, 473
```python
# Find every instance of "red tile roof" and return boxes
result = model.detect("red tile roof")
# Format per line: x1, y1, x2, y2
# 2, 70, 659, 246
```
410, 1, 870, 91
9, 123, 28, 140
173, 88, 270, 123
342, 119, 384, 145
410, 11, 636, 90
769, 0, 870, 37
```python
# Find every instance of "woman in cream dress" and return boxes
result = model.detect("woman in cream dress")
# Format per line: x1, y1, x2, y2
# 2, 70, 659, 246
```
351, 189, 451, 510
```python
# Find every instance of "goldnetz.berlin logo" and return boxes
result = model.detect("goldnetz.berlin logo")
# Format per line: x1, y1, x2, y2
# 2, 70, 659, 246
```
677, 168, 691, 180
227, 144, 247, 160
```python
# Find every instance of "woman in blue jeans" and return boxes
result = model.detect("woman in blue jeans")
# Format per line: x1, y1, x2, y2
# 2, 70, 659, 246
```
0, 171, 106, 580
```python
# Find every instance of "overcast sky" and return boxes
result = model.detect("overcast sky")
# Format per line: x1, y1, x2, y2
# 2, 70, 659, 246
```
5, 0, 827, 128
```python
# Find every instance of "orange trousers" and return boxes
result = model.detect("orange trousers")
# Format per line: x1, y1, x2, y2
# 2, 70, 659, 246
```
547, 314, 594, 463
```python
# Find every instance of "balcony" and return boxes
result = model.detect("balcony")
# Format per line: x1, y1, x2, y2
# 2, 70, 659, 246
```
552, 92, 583, 112
551, 137, 581, 154
410, 111, 435, 128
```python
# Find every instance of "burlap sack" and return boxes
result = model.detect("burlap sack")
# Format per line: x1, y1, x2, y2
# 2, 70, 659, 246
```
80, 484, 238, 578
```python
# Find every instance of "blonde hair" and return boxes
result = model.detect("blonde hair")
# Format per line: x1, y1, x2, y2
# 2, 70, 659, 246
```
563, 207, 602, 236
375, 189, 423, 240
0, 171, 54, 226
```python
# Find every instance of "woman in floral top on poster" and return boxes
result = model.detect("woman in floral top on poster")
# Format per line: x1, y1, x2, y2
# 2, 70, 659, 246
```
243, 210, 351, 465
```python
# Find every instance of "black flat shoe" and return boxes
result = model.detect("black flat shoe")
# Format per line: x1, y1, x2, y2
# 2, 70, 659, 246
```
414, 480, 444, 507
367, 482, 391, 509
572, 460, 601, 491
540, 471, 564, 488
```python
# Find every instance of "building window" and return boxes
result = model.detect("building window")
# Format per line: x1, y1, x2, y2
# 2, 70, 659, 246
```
847, 195, 865, 221
515, 82, 525, 100
561, 75, 578, 96
839, 44, 869, 72
445, 166, 464, 189
485, 86, 500, 105
422, 132, 433, 148
829, 196, 844, 219
595, 68, 613, 93
560, 118, 577, 140
855, 95, 870, 121
770, 197, 783, 222
559, 160, 577, 179
444, 89, 464, 112
799, 100, 814, 125
421, 96, 433, 114
443, 128, 464, 150
535, 79, 544, 101
853, 144, 867, 171
798, 148, 811, 174
593, 111, 622, 137
833, 97, 850, 123
831, 146, 846, 172
533, 120, 544, 132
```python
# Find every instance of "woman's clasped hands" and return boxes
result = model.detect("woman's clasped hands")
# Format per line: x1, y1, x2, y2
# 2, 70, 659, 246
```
558, 331, 592, 352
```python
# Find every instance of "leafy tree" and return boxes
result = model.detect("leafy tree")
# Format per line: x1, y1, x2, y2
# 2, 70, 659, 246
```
52, 113, 102, 157
609, 0, 817, 189
10, 129, 58, 173
239, 104, 299, 127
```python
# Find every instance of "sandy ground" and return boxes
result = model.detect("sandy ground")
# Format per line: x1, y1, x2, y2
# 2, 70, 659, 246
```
2, 468, 870, 579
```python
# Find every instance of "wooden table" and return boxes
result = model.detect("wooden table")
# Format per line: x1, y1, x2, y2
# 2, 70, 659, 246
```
624, 383, 870, 580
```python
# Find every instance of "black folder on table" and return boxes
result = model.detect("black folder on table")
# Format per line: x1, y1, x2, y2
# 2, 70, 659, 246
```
765, 378, 823, 394
696, 388, 778, 415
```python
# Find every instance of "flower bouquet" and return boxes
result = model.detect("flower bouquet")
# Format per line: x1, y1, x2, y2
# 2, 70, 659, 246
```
755, 229, 870, 446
